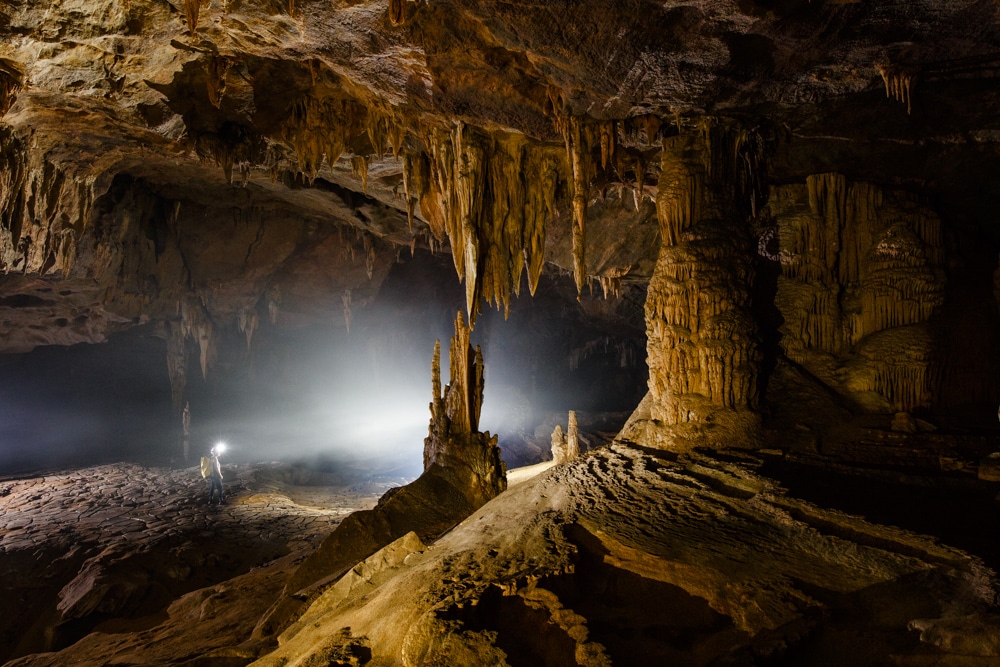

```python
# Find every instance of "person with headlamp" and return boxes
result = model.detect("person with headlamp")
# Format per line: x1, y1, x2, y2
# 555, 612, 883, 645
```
207, 442, 226, 505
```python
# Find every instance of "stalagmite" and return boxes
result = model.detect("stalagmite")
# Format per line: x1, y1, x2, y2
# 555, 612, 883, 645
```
423, 311, 505, 502
551, 411, 581, 463
431, 339, 441, 403
445, 311, 476, 435
566, 410, 579, 460
550, 424, 565, 462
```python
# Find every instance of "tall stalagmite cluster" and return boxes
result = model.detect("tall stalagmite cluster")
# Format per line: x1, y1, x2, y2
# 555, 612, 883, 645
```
644, 120, 764, 443
772, 175, 946, 412
424, 311, 506, 505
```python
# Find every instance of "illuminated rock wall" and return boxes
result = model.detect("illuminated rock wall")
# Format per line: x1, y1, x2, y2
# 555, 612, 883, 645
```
770, 174, 946, 412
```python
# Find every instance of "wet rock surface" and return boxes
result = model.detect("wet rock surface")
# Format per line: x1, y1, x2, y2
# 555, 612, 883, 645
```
0, 461, 387, 664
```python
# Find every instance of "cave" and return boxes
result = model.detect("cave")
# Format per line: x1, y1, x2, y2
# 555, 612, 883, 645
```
2, 0, 1000, 665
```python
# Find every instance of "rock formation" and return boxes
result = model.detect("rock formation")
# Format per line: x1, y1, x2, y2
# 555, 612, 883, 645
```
550, 410, 580, 465
253, 310, 505, 640
643, 120, 765, 449
3, 0, 1000, 664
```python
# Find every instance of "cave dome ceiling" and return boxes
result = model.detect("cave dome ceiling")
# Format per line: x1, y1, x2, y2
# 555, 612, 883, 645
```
0, 0, 998, 353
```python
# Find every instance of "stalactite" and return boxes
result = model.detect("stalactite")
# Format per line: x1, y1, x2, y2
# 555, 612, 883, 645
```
363, 234, 375, 279
452, 122, 486, 322
351, 155, 369, 194
183, 0, 199, 35
877, 64, 915, 114
280, 95, 365, 179
0, 134, 98, 276
180, 296, 215, 380
598, 265, 630, 299
342, 289, 352, 333
206, 56, 237, 110
523, 150, 557, 296
388, 0, 406, 26
238, 307, 258, 350
401, 151, 428, 231
774, 173, 945, 411
565, 116, 590, 299
406, 125, 563, 324
0, 65, 22, 117
656, 137, 702, 245
266, 284, 281, 324
598, 122, 615, 171
56, 229, 76, 279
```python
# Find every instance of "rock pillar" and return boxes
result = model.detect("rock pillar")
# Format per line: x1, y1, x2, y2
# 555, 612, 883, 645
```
424, 311, 506, 505
550, 410, 580, 464
645, 120, 764, 447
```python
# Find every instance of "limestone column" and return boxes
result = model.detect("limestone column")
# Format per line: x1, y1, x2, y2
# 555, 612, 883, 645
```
644, 120, 764, 446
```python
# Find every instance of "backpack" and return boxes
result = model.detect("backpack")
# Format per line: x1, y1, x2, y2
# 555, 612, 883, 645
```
200, 456, 211, 478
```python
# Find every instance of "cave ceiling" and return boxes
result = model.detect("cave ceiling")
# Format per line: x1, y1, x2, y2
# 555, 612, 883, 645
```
0, 0, 999, 371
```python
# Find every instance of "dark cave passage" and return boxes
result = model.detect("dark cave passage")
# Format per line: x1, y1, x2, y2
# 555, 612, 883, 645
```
759, 456, 1000, 574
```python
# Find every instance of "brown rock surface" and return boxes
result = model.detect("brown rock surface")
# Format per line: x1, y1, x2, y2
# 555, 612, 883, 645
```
0, 461, 385, 663
249, 443, 1000, 666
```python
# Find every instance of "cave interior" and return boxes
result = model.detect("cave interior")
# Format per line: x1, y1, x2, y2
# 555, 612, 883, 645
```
3, 0, 1000, 665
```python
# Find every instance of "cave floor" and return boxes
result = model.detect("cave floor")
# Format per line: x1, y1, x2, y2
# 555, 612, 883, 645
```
0, 461, 386, 665
3, 446, 1000, 666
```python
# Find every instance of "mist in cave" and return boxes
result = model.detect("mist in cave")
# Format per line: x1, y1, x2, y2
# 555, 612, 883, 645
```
0, 251, 647, 477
